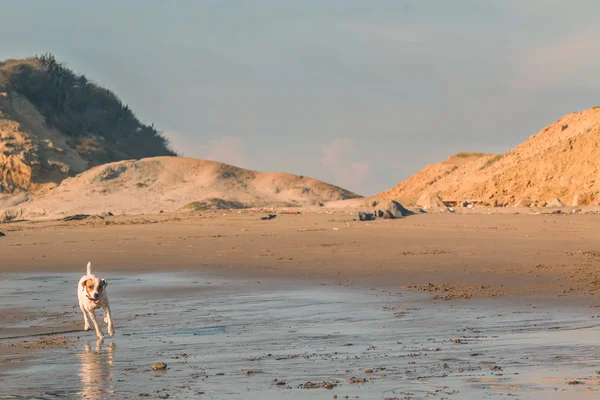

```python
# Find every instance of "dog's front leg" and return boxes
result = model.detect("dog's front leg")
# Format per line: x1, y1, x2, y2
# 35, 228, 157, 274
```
87, 309, 104, 339
80, 304, 90, 331
104, 306, 115, 336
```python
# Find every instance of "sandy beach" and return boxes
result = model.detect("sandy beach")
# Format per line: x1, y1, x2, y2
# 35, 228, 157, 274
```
2, 210, 600, 398
1, 270, 600, 399
2, 210, 600, 299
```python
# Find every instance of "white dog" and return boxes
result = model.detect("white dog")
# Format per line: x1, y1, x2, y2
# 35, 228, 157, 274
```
77, 262, 114, 339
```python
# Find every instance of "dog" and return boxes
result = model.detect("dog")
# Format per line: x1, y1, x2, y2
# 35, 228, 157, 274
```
78, 262, 114, 339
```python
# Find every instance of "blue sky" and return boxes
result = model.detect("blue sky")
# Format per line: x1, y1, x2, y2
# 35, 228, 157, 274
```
2, 1, 600, 195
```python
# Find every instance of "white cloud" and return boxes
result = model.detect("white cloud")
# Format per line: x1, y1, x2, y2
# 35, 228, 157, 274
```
163, 131, 249, 168
517, 31, 600, 89
205, 137, 248, 168
321, 137, 352, 168
321, 138, 370, 191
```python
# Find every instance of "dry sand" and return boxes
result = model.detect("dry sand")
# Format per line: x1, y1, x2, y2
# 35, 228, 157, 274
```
2, 210, 600, 299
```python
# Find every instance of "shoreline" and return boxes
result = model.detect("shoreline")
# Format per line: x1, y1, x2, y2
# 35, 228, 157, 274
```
2, 211, 600, 301
2, 270, 600, 399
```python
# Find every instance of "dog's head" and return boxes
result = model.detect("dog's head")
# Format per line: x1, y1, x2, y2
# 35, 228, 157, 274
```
81, 276, 107, 304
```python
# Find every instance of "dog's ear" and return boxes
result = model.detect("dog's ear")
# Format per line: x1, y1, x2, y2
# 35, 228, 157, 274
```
81, 279, 88, 288
101, 279, 107, 288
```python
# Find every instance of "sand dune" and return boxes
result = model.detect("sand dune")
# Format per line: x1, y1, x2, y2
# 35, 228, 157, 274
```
376, 107, 600, 207
0, 156, 360, 220
0, 57, 175, 194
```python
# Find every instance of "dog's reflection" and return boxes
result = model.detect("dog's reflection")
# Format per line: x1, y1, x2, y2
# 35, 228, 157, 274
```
78, 338, 115, 397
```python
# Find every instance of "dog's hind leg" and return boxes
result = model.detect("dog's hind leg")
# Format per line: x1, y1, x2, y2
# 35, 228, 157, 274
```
87, 309, 104, 339
80, 304, 90, 331
104, 306, 115, 336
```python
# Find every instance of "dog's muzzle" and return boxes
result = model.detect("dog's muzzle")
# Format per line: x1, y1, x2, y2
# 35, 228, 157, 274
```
86, 295, 100, 304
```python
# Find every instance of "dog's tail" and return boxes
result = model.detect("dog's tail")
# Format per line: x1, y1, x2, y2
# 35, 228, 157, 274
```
86, 261, 92, 276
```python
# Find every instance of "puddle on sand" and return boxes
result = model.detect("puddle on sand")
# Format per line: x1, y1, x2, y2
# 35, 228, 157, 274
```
0, 273, 599, 399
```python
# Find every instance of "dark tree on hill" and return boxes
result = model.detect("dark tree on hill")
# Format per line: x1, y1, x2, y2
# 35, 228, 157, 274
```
8, 53, 176, 159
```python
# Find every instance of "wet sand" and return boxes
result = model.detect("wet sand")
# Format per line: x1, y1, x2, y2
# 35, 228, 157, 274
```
2, 211, 600, 398
1, 272, 599, 399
